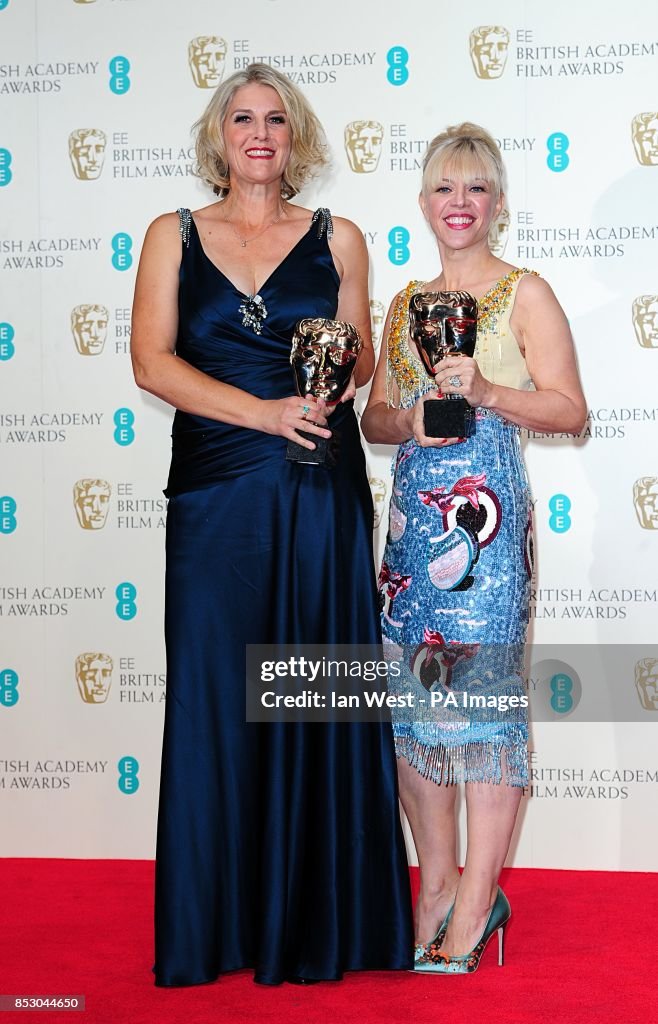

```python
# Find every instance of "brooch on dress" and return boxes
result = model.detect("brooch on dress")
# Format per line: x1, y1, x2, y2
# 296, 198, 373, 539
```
239, 293, 268, 335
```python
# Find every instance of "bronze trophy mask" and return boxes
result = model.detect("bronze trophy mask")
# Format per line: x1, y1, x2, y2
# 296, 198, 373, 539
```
409, 291, 478, 438
287, 318, 362, 465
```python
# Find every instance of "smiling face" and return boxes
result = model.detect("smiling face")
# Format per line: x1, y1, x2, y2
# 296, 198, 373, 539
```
222, 83, 292, 190
420, 174, 503, 255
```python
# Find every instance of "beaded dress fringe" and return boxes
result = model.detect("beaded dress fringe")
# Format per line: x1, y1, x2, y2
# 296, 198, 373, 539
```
395, 733, 528, 787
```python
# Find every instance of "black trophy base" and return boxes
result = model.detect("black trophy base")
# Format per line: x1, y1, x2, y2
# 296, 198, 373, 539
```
423, 397, 476, 439
286, 430, 332, 466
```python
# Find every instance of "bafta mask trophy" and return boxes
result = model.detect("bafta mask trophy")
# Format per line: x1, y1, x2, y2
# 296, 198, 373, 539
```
287, 318, 362, 465
409, 291, 478, 438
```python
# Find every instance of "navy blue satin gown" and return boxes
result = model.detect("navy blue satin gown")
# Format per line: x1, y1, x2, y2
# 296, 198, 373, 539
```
154, 208, 413, 986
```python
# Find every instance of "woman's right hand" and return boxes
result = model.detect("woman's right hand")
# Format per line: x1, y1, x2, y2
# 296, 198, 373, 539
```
410, 391, 466, 448
261, 396, 332, 450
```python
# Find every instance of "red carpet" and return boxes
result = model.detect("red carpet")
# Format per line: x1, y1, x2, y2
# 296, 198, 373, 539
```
3, 860, 655, 1023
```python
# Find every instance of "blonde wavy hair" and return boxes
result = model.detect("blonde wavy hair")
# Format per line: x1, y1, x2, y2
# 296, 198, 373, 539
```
421, 122, 506, 199
193, 63, 329, 199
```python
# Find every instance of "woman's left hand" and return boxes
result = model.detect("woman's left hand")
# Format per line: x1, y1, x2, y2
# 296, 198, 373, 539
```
433, 356, 492, 408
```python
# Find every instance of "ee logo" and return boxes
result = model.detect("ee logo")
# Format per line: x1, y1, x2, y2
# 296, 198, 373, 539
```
550, 672, 574, 714
0, 496, 17, 534
118, 756, 140, 794
0, 323, 15, 360
388, 226, 410, 265
115, 582, 137, 620
113, 408, 135, 446
0, 148, 12, 187
386, 46, 409, 86
109, 56, 131, 94
547, 132, 569, 172
548, 493, 571, 533
0, 669, 19, 708
111, 233, 133, 271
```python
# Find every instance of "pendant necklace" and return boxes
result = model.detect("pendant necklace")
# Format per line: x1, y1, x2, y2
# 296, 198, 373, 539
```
223, 206, 285, 248
224, 206, 285, 334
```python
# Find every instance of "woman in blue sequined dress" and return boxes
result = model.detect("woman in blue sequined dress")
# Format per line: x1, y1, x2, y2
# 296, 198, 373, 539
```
131, 63, 412, 986
362, 123, 585, 974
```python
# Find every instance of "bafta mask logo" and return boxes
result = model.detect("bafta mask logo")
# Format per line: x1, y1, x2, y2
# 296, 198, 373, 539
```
71, 304, 109, 356
370, 299, 385, 350
188, 36, 227, 89
635, 658, 658, 711
631, 113, 658, 166
73, 0, 97, 4
469, 26, 510, 79
633, 477, 658, 530
69, 128, 106, 180
632, 295, 658, 349
76, 653, 113, 704
369, 477, 387, 529
73, 479, 111, 530
489, 207, 510, 257
344, 120, 384, 174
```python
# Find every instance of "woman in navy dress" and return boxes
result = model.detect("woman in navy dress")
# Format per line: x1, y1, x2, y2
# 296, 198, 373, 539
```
131, 63, 412, 986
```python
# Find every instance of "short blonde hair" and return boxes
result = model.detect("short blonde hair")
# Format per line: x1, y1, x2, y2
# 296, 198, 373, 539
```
421, 122, 506, 199
193, 63, 328, 199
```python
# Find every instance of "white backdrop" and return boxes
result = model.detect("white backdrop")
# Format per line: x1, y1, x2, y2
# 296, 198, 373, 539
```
1, 0, 657, 868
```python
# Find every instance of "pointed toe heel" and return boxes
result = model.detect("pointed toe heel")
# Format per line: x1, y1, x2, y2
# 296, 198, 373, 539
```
415, 887, 511, 975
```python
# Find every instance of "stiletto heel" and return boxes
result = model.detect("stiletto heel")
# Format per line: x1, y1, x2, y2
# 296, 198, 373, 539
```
497, 920, 506, 966
415, 887, 511, 975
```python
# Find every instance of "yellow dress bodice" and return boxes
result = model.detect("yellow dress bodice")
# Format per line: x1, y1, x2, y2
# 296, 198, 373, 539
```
386, 268, 538, 409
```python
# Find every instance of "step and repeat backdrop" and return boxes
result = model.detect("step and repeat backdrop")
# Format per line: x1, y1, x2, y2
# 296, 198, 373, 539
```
1, 0, 657, 869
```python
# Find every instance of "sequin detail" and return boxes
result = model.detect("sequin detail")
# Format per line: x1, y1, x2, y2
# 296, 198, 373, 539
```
177, 207, 191, 248
380, 398, 532, 787
311, 207, 334, 240
239, 294, 268, 335
386, 280, 428, 409
386, 269, 538, 409
476, 268, 537, 335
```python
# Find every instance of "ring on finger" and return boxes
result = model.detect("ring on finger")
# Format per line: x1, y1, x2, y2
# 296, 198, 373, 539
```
447, 374, 462, 388
301, 403, 310, 420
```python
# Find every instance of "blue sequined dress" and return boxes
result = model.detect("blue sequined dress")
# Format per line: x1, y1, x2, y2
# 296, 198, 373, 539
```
154, 208, 413, 987
379, 271, 536, 787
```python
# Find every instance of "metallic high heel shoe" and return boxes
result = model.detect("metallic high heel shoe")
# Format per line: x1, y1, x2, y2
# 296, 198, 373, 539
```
413, 902, 454, 966
414, 887, 510, 975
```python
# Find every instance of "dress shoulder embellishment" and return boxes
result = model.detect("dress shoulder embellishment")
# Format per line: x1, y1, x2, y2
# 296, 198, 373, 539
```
476, 268, 538, 334
311, 207, 333, 240
386, 280, 427, 409
176, 208, 191, 248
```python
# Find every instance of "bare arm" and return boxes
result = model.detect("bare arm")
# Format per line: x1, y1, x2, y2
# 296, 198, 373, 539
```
434, 275, 587, 433
330, 217, 375, 388
130, 213, 330, 449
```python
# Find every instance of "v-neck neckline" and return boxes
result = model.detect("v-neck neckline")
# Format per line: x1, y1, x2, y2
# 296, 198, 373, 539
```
190, 214, 313, 298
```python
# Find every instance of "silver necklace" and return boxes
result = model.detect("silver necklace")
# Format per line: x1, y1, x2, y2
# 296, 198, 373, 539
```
223, 207, 285, 248
223, 206, 285, 334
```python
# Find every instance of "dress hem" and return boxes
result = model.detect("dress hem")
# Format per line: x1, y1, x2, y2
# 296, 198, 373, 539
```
395, 734, 528, 787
